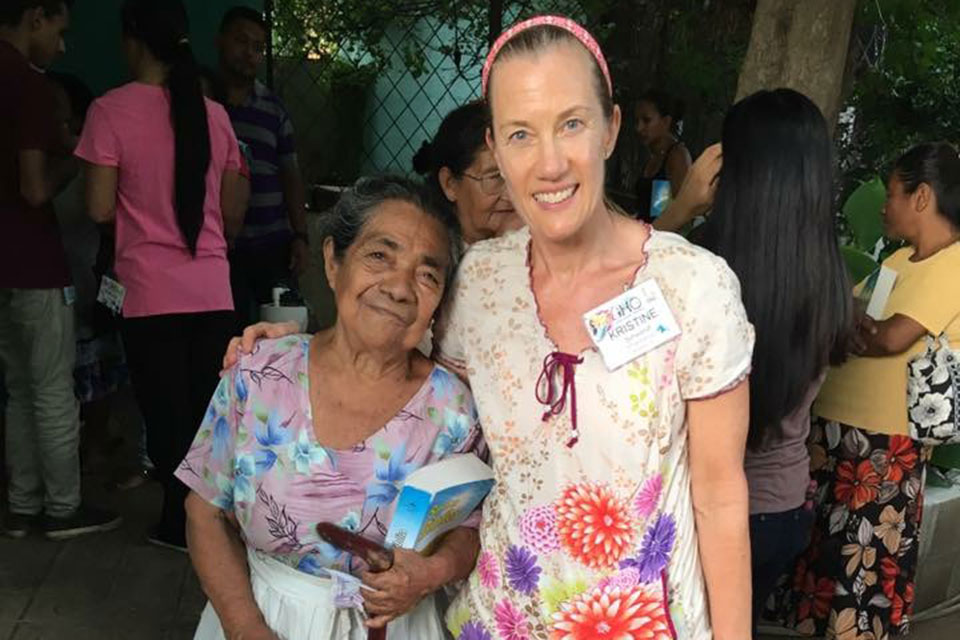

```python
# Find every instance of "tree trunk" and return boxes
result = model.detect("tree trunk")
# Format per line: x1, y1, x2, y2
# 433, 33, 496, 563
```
736, 0, 857, 129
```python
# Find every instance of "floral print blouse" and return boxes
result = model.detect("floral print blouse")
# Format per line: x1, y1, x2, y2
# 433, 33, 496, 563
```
175, 335, 484, 577
436, 227, 755, 640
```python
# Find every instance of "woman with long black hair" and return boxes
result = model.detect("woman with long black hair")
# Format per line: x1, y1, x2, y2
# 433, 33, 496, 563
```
695, 89, 853, 629
75, 0, 245, 550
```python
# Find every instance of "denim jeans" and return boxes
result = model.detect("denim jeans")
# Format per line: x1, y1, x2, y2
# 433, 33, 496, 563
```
750, 505, 815, 634
0, 288, 81, 517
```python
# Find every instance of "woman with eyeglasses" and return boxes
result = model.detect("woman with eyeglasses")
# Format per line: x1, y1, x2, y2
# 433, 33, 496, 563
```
413, 100, 523, 245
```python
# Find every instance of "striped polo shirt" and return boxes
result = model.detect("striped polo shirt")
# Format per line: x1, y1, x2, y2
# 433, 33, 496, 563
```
226, 80, 297, 248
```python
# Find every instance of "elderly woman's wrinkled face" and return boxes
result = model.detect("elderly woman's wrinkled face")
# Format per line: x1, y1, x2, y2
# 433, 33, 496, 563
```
324, 200, 450, 353
487, 41, 620, 245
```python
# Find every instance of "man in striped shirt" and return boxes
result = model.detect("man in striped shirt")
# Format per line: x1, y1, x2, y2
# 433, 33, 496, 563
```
217, 6, 308, 326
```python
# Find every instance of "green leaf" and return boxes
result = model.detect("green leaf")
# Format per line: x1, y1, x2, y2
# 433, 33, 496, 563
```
840, 245, 880, 286
843, 177, 886, 252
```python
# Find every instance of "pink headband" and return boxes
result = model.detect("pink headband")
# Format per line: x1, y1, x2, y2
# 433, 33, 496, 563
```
481, 15, 612, 98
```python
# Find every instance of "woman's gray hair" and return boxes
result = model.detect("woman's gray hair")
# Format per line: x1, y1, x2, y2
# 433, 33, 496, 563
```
324, 175, 463, 287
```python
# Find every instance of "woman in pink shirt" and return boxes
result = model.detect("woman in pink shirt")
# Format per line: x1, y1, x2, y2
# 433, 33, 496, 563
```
75, 0, 245, 550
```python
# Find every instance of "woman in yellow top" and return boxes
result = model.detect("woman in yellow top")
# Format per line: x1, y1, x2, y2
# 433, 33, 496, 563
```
774, 142, 960, 638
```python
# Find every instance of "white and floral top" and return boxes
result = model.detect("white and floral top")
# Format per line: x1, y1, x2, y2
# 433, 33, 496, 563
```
437, 227, 754, 640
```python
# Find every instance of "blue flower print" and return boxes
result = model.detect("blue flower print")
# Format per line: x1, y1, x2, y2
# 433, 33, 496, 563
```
255, 411, 291, 447
212, 416, 232, 463
430, 367, 457, 402
288, 429, 328, 474
365, 443, 417, 507
212, 473, 234, 510
504, 545, 541, 594
233, 454, 257, 504
235, 371, 248, 404
339, 511, 361, 531
254, 449, 278, 473
297, 553, 331, 577
434, 408, 470, 456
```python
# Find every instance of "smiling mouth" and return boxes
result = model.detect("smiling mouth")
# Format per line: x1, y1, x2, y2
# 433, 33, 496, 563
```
533, 186, 577, 205
368, 304, 410, 324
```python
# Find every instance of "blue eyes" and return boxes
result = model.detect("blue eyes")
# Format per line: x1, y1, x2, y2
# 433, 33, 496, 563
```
508, 119, 583, 142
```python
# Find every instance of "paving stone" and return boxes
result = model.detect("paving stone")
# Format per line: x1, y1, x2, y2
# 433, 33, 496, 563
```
0, 537, 61, 620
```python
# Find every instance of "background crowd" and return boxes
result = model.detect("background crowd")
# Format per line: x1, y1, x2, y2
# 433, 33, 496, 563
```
1, 1, 960, 640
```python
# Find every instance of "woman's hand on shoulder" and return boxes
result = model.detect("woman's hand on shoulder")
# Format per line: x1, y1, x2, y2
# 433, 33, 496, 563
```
360, 548, 448, 629
221, 321, 301, 372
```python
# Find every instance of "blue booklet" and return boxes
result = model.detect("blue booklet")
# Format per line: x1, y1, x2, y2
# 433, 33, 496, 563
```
385, 454, 494, 551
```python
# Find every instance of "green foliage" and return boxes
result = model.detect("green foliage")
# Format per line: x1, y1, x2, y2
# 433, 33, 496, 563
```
841, 0, 960, 183
843, 177, 886, 251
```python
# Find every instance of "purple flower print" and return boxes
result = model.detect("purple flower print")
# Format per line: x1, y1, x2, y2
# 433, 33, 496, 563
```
505, 545, 541, 595
459, 620, 492, 640
619, 512, 676, 583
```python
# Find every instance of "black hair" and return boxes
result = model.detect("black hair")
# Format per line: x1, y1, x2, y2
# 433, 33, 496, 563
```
219, 5, 266, 35
0, 0, 71, 27
700, 88, 853, 449
412, 101, 488, 215
46, 71, 93, 122
486, 24, 613, 122
638, 89, 684, 136
893, 142, 960, 229
326, 175, 462, 289
122, 0, 210, 256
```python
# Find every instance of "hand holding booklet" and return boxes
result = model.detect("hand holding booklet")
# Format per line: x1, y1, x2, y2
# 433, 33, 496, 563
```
384, 453, 494, 551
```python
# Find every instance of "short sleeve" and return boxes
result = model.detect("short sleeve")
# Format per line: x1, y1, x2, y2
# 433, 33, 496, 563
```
17, 74, 57, 151
433, 273, 468, 373
674, 255, 755, 400
887, 252, 960, 336
213, 103, 242, 172
175, 365, 243, 510
426, 368, 488, 528
74, 100, 121, 167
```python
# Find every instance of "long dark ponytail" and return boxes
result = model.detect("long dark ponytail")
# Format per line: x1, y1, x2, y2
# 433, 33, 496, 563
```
122, 0, 210, 256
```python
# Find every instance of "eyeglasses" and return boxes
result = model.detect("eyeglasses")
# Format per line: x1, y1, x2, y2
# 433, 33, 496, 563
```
462, 171, 505, 195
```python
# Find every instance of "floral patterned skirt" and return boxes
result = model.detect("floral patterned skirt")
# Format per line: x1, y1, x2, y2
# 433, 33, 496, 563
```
767, 418, 930, 638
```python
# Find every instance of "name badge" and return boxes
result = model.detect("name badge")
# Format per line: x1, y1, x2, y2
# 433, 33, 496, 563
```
97, 275, 126, 315
582, 279, 681, 371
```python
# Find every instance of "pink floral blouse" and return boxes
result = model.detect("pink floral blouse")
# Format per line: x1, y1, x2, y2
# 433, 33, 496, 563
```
175, 335, 484, 578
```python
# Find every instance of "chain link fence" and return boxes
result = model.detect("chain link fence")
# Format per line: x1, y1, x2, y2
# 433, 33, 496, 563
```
265, 0, 591, 190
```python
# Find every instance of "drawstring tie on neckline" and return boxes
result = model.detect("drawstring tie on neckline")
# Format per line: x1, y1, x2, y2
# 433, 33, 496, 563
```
536, 351, 583, 447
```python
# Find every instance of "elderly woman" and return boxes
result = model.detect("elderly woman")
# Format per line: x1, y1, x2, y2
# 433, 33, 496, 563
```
177, 176, 484, 640
413, 100, 523, 245
229, 16, 755, 640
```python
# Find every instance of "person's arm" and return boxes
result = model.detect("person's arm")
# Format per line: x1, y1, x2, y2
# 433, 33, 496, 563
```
83, 163, 118, 223
280, 161, 309, 275
853, 314, 927, 357
687, 379, 751, 640
185, 493, 279, 640
665, 144, 692, 198
361, 526, 480, 629
220, 169, 247, 241
654, 143, 721, 233
19, 149, 78, 208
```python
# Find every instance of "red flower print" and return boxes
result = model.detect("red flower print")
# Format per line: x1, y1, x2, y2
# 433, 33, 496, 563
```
550, 585, 673, 640
555, 483, 637, 570
834, 460, 881, 510
881, 556, 900, 599
891, 581, 915, 628
797, 571, 834, 620
883, 436, 917, 484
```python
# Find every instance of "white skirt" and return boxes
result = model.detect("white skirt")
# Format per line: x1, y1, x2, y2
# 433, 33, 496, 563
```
193, 549, 449, 640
